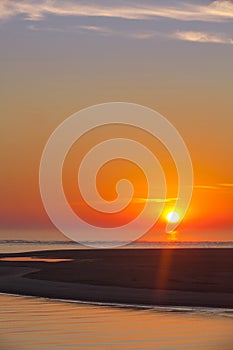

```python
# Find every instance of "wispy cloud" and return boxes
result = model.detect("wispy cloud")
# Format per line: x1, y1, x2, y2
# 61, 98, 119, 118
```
194, 183, 233, 190
194, 185, 219, 190
29, 21, 162, 39
5, 1, 232, 46
0, 1, 233, 22
173, 31, 233, 44
135, 197, 178, 203
79, 25, 110, 33
28, 23, 233, 45
76, 25, 159, 39
218, 183, 233, 188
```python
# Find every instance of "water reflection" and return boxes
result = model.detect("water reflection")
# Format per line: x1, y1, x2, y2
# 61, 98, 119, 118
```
0, 294, 232, 349
0, 257, 72, 262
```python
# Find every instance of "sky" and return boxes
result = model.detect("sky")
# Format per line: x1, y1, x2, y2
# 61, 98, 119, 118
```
0, 0, 233, 242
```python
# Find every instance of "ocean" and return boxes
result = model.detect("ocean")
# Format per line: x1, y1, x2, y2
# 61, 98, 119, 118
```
0, 240, 233, 254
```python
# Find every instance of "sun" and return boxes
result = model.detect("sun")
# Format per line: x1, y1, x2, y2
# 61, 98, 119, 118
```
166, 211, 180, 223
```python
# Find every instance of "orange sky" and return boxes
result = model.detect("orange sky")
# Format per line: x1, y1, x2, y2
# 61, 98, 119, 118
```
0, 1, 233, 242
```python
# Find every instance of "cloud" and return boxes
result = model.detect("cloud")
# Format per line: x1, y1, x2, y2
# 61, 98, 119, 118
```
28, 23, 232, 46
218, 183, 233, 188
194, 185, 219, 190
194, 183, 233, 190
28, 24, 233, 44
5, 1, 231, 45
79, 25, 110, 33
0, 0, 233, 22
28, 23, 66, 32
77, 25, 158, 39
135, 197, 178, 203
173, 30, 233, 44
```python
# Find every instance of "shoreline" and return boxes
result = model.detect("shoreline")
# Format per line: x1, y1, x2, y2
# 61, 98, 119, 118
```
1, 291, 233, 315
0, 248, 232, 309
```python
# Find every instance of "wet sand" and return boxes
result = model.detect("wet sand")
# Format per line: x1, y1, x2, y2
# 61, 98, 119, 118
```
0, 248, 232, 308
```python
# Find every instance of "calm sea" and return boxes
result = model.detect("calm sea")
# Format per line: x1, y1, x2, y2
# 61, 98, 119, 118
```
1, 241, 233, 349
0, 240, 233, 254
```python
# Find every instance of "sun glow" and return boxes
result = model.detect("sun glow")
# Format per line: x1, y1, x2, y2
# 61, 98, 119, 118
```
166, 211, 180, 223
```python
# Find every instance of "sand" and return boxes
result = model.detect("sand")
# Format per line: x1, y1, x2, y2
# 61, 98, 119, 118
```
0, 248, 232, 308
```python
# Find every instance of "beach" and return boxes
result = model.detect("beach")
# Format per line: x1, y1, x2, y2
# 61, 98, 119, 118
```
0, 248, 232, 308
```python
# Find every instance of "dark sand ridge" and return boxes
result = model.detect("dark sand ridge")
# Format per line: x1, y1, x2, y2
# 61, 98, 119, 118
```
0, 249, 232, 308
